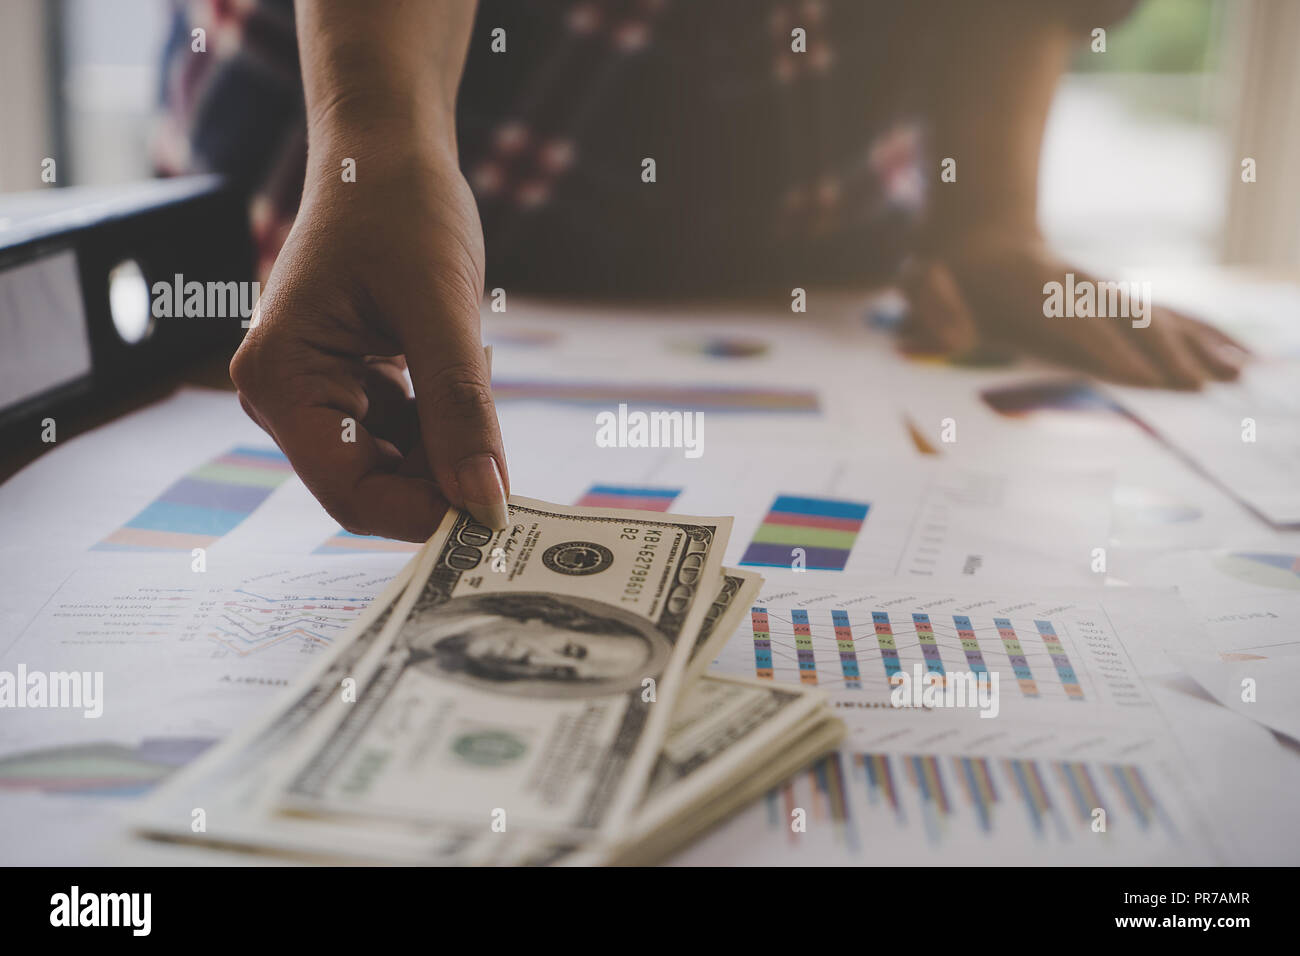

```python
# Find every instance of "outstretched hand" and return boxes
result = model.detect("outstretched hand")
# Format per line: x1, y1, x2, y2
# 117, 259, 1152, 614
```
231, 147, 509, 542
901, 230, 1249, 388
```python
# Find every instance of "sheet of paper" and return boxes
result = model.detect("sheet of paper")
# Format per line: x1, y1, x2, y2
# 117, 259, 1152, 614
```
485, 295, 917, 456
3, 286, 1296, 866
0, 389, 360, 558
1111, 546, 1300, 600
498, 418, 1113, 586
1111, 360, 1300, 527
0, 549, 406, 864
1195, 593, 1300, 659
0, 554, 405, 765
883, 334, 1300, 544
673, 571, 1287, 865
1172, 653, 1300, 744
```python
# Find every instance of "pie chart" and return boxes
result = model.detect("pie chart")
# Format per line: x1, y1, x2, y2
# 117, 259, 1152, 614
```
1214, 552, 1300, 591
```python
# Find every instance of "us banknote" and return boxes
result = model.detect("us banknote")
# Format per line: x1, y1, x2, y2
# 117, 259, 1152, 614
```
140, 676, 836, 866
136, 551, 764, 863
686, 569, 762, 684
129, 551, 493, 864
533, 676, 844, 866
274, 496, 732, 839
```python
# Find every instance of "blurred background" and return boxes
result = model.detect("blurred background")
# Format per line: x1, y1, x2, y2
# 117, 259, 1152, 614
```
2, 0, 1298, 275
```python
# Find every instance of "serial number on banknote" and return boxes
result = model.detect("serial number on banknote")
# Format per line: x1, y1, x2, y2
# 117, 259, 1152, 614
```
621, 527, 663, 602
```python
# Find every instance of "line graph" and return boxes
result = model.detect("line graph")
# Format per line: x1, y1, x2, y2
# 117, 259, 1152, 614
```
18, 566, 394, 666
0, 561, 401, 805
207, 588, 370, 656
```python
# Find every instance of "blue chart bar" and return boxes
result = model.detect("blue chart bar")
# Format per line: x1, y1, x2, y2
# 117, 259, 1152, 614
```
751, 607, 773, 679
951, 615, 990, 678
872, 611, 902, 683
791, 609, 818, 685
831, 609, 861, 688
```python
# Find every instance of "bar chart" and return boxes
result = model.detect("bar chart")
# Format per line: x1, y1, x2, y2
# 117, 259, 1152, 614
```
739, 494, 871, 571
758, 750, 1181, 858
740, 606, 1091, 702
94, 445, 293, 552
574, 484, 682, 511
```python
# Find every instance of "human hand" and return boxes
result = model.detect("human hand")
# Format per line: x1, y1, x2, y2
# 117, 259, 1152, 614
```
230, 142, 508, 541
900, 229, 1249, 388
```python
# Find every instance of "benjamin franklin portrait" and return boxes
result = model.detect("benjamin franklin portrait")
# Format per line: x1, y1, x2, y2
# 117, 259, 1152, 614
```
404, 592, 671, 698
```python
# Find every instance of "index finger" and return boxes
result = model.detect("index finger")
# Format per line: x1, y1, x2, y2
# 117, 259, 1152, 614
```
270, 400, 449, 542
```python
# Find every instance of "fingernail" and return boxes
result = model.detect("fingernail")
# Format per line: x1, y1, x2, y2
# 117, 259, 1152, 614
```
456, 455, 509, 530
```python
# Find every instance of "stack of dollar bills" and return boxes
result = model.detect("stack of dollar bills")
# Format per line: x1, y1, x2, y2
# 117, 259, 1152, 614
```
135, 497, 844, 865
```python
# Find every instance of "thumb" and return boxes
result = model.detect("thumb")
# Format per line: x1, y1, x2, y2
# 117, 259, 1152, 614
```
402, 305, 510, 531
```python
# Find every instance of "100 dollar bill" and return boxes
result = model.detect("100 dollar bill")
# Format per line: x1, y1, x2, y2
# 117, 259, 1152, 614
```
275, 496, 732, 838
687, 568, 762, 684
135, 551, 758, 864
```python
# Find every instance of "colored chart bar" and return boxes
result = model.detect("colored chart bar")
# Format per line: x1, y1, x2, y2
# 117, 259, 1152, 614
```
905, 754, 953, 844
911, 613, 946, 682
740, 495, 870, 572
1035, 620, 1084, 699
954, 756, 999, 833
764, 753, 1170, 851
791, 609, 818, 685
1105, 764, 1168, 833
0, 738, 213, 797
951, 615, 990, 679
751, 607, 774, 679
1003, 757, 1056, 837
315, 530, 421, 555
872, 611, 902, 683
94, 446, 293, 552
1055, 761, 1106, 826
812, 753, 855, 851
772, 753, 856, 850
831, 609, 861, 689
857, 753, 904, 823
995, 617, 1039, 697
575, 484, 681, 512
491, 381, 820, 413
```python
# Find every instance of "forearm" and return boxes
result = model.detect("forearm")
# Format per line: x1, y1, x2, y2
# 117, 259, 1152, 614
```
294, 0, 478, 168
913, 4, 1073, 249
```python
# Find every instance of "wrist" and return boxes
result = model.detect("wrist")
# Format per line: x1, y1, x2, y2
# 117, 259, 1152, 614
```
309, 81, 457, 156
294, 0, 472, 174
304, 103, 461, 199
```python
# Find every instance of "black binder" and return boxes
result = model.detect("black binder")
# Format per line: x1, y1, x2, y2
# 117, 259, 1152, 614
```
0, 175, 252, 429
